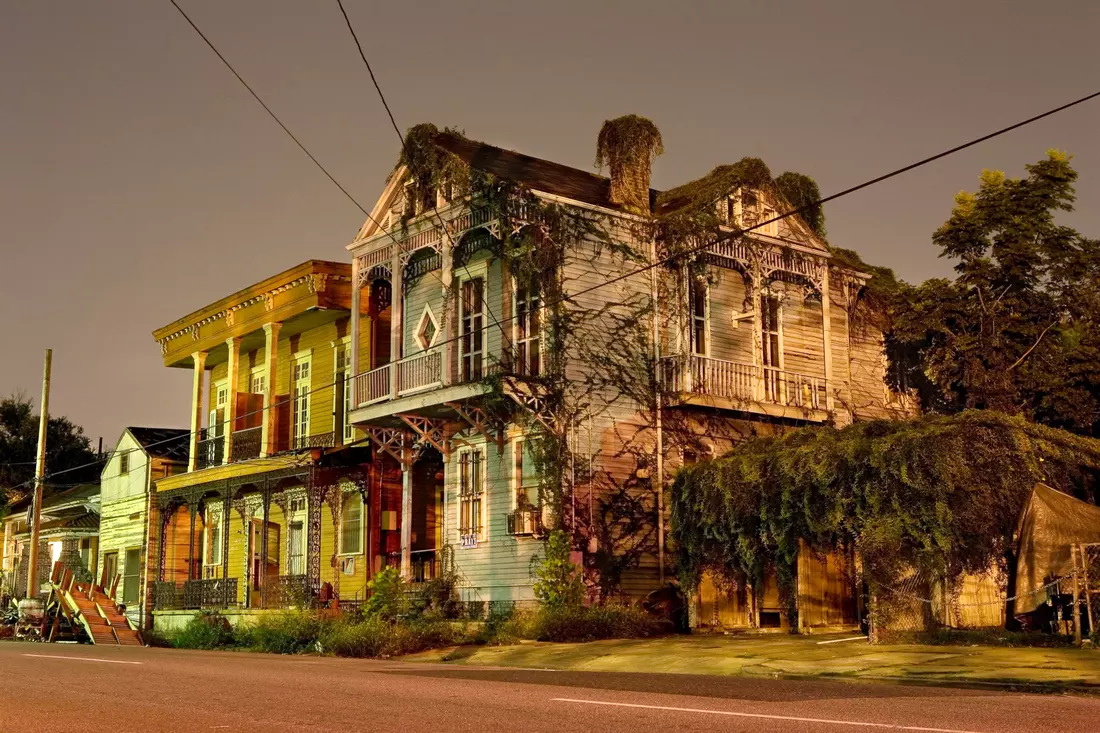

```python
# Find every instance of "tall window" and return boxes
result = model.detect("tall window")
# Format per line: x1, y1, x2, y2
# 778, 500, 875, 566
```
215, 382, 229, 435
333, 343, 353, 444
340, 493, 363, 555
761, 294, 782, 400
461, 277, 485, 382
514, 440, 538, 509
458, 450, 484, 540
515, 280, 541, 376
205, 507, 222, 566
122, 548, 141, 604
292, 356, 311, 448
118, 451, 129, 476
287, 521, 304, 575
690, 278, 708, 356
250, 369, 266, 396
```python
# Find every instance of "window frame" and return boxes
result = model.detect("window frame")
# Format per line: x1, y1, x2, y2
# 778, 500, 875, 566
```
291, 351, 313, 449
457, 447, 486, 543
204, 506, 223, 566
689, 276, 710, 357
512, 438, 538, 510
250, 366, 266, 396
332, 339, 354, 445
122, 547, 142, 605
338, 491, 365, 556
414, 304, 440, 352
458, 267, 488, 383
513, 277, 542, 377
118, 450, 130, 477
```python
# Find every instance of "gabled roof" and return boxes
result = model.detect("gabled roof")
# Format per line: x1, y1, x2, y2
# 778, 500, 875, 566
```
127, 427, 190, 462
436, 131, 657, 212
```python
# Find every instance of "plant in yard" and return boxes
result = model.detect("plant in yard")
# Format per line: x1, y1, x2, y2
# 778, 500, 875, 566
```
531, 530, 585, 609
171, 611, 235, 650
363, 566, 407, 621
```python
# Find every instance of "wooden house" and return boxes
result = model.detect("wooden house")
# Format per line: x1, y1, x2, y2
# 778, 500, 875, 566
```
146, 260, 405, 628
344, 121, 912, 625
1, 484, 100, 599
96, 427, 188, 627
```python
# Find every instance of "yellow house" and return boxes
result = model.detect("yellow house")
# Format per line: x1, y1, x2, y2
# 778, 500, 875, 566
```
147, 260, 403, 627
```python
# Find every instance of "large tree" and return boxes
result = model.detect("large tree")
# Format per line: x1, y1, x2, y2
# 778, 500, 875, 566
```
894, 151, 1100, 436
0, 394, 99, 516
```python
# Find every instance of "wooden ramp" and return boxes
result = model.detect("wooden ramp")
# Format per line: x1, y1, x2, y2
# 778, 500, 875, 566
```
46, 562, 144, 646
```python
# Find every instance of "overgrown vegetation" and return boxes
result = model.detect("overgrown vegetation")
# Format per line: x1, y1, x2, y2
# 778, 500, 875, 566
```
671, 410, 1100, 623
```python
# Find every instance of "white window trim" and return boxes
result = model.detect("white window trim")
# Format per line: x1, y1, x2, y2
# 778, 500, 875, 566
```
512, 276, 543, 376
292, 351, 313, 448
213, 378, 229, 437
249, 366, 266, 395
285, 496, 307, 573
457, 446, 487, 542
414, 304, 440, 351
689, 276, 711, 357
331, 337, 355, 444
458, 262, 489, 380
338, 490, 366, 557
761, 290, 786, 371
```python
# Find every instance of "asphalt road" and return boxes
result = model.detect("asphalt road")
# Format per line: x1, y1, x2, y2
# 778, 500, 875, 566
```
1, 641, 1098, 733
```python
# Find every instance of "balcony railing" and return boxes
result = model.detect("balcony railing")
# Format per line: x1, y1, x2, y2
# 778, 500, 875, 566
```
662, 355, 827, 412
355, 363, 392, 406
231, 426, 261, 461
397, 350, 442, 396
294, 432, 336, 450
195, 432, 224, 471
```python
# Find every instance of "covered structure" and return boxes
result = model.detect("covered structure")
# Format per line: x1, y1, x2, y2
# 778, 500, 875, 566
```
1014, 483, 1100, 614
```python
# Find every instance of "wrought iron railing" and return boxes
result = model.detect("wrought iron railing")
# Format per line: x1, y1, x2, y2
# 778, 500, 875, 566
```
294, 432, 336, 450
153, 578, 238, 610
231, 426, 262, 461
195, 432, 224, 470
410, 549, 440, 584
259, 574, 311, 609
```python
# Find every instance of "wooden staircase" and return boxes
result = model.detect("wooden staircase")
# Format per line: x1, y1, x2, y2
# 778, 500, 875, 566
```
46, 562, 144, 646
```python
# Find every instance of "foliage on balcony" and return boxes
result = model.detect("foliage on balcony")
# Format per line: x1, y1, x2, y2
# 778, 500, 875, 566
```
670, 410, 1100, 623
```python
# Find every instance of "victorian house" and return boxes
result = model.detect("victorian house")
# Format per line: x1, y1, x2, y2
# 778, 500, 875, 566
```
146, 260, 403, 627
344, 119, 910, 626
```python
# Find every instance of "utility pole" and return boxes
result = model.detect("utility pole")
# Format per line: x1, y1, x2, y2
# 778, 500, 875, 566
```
25, 349, 52, 598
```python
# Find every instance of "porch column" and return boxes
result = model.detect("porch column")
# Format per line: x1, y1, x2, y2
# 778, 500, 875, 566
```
259, 490, 271, 607
441, 238, 453, 386
156, 506, 169, 583
224, 336, 241, 462
400, 464, 412, 579
187, 351, 208, 472
187, 503, 198, 581
350, 256, 361, 382
220, 492, 231, 604
390, 250, 403, 398
260, 322, 282, 457
306, 482, 322, 596
750, 274, 764, 401
820, 266, 835, 412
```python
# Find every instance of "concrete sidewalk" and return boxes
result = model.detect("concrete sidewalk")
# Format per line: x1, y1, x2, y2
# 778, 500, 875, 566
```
409, 633, 1100, 692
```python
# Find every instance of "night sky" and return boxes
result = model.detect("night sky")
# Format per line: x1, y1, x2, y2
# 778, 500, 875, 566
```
2, 0, 1097, 447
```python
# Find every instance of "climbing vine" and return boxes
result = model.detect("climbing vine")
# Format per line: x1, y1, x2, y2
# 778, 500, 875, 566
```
670, 410, 1100, 622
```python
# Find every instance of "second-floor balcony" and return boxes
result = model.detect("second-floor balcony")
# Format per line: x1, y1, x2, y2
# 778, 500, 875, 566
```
661, 354, 829, 420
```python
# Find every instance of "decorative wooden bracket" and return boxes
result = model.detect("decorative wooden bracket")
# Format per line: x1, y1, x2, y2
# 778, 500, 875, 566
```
501, 376, 559, 434
362, 427, 412, 469
397, 414, 452, 460
445, 401, 505, 455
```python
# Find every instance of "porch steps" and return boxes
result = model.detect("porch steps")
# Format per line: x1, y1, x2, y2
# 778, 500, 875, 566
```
47, 564, 144, 646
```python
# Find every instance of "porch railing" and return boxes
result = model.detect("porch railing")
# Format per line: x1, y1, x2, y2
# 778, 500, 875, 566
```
396, 350, 442, 396
259, 574, 311, 608
410, 549, 440, 584
662, 355, 826, 411
154, 578, 238, 610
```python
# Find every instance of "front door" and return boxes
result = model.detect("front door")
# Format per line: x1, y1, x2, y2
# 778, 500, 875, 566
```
101, 551, 118, 591
248, 519, 281, 607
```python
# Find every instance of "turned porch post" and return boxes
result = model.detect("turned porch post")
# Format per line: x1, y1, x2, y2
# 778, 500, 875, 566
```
400, 464, 412, 579
188, 351, 208, 472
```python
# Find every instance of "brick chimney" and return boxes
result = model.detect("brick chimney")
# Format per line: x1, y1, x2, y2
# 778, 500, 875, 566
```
596, 115, 663, 215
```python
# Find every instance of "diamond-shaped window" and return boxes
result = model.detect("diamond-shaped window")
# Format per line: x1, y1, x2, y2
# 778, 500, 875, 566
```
415, 306, 439, 350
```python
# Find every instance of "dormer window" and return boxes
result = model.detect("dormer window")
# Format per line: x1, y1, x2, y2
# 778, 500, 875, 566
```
403, 178, 437, 219
738, 189, 777, 236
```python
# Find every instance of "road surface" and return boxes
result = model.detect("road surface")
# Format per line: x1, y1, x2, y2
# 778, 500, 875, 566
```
1, 641, 1097, 732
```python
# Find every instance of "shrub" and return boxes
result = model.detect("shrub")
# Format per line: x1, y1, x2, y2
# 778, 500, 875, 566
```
238, 610, 328, 654
363, 567, 407, 621
532, 530, 584, 609
319, 618, 463, 658
171, 611, 235, 650
531, 604, 665, 643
